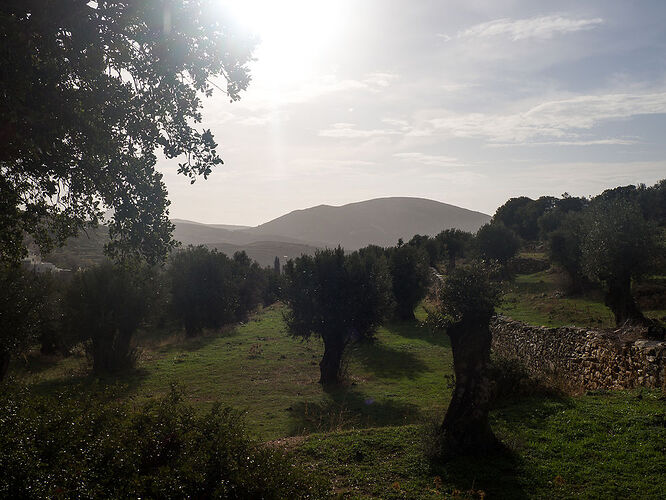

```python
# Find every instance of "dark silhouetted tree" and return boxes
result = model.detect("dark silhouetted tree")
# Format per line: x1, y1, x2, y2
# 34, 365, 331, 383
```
436, 229, 473, 270
494, 196, 557, 241
429, 262, 502, 456
476, 222, 521, 265
581, 199, 662, 325
545, 212, 590, 293
283, 247, 393, 385
0, 1, 255, 265
408, 234, 443, 266
388, 244, 430, 320
169, 246, 237, 336
231, 251, 266, 321
66, 262, 153, 374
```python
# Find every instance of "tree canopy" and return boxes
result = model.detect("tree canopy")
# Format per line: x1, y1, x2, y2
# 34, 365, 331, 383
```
0, 1, 255, 265
476, 222, 521, 265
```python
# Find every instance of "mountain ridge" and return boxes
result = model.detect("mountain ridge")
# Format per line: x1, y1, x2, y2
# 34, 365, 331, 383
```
44, 197, 491, 268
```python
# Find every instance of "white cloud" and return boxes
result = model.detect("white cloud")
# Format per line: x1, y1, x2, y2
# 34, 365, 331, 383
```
318, 123, 401, 138
428, 90, 666, 144
460, 15, 604, 41
240, 72, 400, 110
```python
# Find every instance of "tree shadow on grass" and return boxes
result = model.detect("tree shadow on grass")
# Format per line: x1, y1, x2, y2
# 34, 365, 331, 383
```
9, 350, 63, 377
385, 319, 451, 347
30, 366, 151, 401
159, 324, 241, 354
287, 389, 421, 436
351, 341, 429, 379
432, 447, 529, 499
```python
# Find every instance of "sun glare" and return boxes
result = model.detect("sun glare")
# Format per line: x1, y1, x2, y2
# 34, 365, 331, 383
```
219, 0, 348, 88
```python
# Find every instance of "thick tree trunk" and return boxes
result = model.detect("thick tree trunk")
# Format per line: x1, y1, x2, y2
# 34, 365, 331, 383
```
605, 276, 645, 326
0, 349, 10, 381
319, 336, 346, 385
396, 305, 416, 321
40, 332, 59, 355
440, 317, 498, 455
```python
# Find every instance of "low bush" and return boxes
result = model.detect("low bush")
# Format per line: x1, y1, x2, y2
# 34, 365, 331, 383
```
0, 387, 328, 499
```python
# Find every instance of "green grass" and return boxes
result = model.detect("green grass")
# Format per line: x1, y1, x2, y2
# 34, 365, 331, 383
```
11, 304, 452, 440
292, 391, 666, 499
498, 270, 666, 328
8, 301, 666, 498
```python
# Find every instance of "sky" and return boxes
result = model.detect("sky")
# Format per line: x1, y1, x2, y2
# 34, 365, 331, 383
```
158, 0, 666, 226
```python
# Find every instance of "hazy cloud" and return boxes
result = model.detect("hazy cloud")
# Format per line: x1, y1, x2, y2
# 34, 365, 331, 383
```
428, 90, 666, 143
459, 15, 604, 41
319, 123, 401, 138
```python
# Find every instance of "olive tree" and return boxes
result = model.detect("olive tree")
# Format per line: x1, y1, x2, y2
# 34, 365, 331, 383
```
436, 229, 473, 270
169, 246, 237, 337
429, 262, 502, 455
66, 262, 154, 374
581, 199, 662, 325
283, 247, 393, 385
387, 244, 431, 320
476, 222, 521, 265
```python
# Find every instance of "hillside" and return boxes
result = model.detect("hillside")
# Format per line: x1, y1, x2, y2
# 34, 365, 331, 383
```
248, 197, 490, 250
40, 197, 489, 268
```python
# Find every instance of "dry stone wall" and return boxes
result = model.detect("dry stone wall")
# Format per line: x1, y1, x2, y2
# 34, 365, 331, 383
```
491, 316, 666, 392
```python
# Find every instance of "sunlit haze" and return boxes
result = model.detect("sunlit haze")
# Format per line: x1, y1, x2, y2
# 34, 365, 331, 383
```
158, 0, 666, 225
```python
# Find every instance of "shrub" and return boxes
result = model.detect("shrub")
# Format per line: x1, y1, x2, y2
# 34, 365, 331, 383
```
0, 264, 41, 380
0, 387, 328, 499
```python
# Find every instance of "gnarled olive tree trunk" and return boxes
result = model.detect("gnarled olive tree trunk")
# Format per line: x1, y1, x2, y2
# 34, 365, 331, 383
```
441, 315, 498, 455
605, 276, 646, 326
319, 335, 347, 385
0, 349, 10, 381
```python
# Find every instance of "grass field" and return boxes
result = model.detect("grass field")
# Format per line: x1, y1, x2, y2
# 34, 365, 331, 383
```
293, 391, 666, 499
8, 299, 666, 498
11, 305, 452, 441
498, 269, 666, 328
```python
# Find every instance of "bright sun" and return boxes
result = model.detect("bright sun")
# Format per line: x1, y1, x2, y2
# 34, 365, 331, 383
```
219, 0, 349, 87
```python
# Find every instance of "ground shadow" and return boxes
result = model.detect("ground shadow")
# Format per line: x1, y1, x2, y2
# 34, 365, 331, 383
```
156, 324, 241, 354
491, 392, 574, 433
385, 319, 451, 347
431, 447, 529, 499
351, 340, 429, 379
287, 388, 421, 435
30, 366, 151, 401
9, 351, 63, 377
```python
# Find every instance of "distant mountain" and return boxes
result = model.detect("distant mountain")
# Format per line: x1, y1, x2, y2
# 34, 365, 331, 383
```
40, 198, 490, 268
172, 220, 321, 247
247, 197, 490, 250
171, 219, 251, 232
